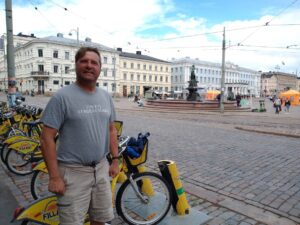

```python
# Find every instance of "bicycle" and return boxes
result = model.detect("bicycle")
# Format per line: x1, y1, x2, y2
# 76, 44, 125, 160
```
14, 133, 173, 225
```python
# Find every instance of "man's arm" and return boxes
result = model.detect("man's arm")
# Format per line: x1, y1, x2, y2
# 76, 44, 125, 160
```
108, 122, 119, 177
40, 125, 65, 195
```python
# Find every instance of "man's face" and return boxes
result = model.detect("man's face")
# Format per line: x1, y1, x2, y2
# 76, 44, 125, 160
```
76, 51, 101, 83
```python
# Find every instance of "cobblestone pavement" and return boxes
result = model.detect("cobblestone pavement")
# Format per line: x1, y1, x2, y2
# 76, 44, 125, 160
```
0, 93, 299, 225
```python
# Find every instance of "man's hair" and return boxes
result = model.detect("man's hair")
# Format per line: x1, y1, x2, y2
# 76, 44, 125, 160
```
75, 47, 101, 64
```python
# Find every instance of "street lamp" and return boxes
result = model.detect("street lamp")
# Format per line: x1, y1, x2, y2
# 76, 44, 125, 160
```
69, 27, 79, 47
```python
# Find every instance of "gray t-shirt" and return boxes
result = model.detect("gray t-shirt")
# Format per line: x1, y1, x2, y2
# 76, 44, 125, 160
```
40, 83, 116, 165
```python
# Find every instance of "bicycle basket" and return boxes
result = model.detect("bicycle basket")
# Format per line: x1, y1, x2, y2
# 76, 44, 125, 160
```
124, 141, 148, 167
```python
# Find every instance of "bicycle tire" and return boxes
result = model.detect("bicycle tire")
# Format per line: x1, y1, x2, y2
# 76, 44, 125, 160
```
31, 170, 51, 200
0, 144, 8, 163
116, 172, 172, 225
21, 220, 41, 225
5, 149, 33, 175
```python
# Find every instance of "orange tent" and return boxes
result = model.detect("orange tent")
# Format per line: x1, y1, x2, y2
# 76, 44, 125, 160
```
279, 89, 300, 106
206, 90, 220, 100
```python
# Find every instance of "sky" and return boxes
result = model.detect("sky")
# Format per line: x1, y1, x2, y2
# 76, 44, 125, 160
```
1, 0, 300, 75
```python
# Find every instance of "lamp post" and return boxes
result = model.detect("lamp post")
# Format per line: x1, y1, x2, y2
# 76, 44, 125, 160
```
69, 27, 79, 47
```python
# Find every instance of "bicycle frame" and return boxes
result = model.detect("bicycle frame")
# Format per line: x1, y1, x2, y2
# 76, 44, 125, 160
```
14, 159, 128, 224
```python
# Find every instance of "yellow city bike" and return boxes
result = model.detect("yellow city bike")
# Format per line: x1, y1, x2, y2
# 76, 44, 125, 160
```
0, 121, 43, 165
13, 134, 173, 225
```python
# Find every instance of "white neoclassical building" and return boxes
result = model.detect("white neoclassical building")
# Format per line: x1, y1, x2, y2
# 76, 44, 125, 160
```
171, 57, 261, 98
117, 48, 171, 97
0, 33, 119, 95
0, 33, 171, 97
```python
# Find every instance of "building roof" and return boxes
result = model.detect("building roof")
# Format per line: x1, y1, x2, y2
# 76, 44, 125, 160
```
171, 57, 260, 74
261, 71, 297, 78
15, 35, 115, 53
119, 50, 170, 63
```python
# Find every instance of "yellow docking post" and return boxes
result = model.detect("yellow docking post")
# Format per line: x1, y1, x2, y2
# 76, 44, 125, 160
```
158, 160, 190, 215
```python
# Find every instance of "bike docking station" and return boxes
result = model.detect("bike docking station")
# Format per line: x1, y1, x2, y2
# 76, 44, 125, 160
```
157, 160, 212, 225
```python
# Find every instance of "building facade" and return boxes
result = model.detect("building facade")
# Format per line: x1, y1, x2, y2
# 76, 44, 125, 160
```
261, 72, 298, 96
0, 33, 120, 94
118, 48, 171, 97
171, 57, 261, 98
0, 33, 170, 97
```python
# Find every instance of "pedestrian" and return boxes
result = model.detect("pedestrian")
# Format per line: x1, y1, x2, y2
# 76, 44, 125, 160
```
274, 97, 281, 114
40, 47, 119, 225
236, 93, 241, 107
284, 99, 291, 112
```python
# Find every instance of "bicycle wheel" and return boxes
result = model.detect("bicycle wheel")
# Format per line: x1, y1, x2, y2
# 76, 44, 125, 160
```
116, 172, 172, 225
21, 220, 41, 225
31, 170, 51, 200
5, 149, 33, 175
0, 144, 8, 163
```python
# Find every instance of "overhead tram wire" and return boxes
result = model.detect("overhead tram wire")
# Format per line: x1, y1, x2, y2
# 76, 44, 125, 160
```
132, 23, 300, 47
236, 0, 299, 46
28, 0, 59, 33
47, 0, 113, 37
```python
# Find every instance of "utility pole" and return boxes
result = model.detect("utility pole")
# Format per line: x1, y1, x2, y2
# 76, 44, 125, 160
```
5, 0, 16, 107
220, 27, 226, 113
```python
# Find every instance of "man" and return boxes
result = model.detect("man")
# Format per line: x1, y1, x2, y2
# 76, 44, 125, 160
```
236, 93, 241, 107
40, 47, 119, 225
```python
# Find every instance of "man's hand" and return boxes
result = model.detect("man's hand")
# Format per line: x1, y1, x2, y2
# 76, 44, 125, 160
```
48, 176, 65, 195
109, 160, 119, 178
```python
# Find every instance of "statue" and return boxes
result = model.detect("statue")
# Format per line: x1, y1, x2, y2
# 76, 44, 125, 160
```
186, 65, 199, 101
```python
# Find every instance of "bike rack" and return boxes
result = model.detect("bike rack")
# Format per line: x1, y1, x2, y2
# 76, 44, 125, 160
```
158, 160, 211, 225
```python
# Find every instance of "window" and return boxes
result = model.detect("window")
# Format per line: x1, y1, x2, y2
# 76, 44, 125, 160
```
123, 62, 127, 68
53, 80, 59, 85
155, 66, 158, 71
38, 49, 43, 57
137, 74, 140, 81
155, 76, 157, 82
65, 81, 70, 85
131, 74, 134, 80
103, 57, 108, 64
137, 64, 140, 69
160, 76, 163, 82
165, 76, 168, 82
143, 64, 146, 70
166, 67, 168, 72
160, 66, 163, 71
65, 66, 70, 74
103, 69, 108, 77
53, 50, 58, 58
65, 52, 70, 60
149, 75, 152, 81
131, 63, 134, 69
149, 65, 152, 71
112, 69, 116, 77
143, 75, 146, 82
112, 57, 116, 65
38, 65, 44, 72
123, 73, 127, 80
53, 65, 58, 73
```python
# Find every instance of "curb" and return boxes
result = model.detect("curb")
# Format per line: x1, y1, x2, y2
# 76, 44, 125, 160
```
235, 126, 300, 138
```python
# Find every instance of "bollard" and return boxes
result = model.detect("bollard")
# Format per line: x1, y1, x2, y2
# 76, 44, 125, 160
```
158, 160, 190, 215
137, 165, 154, 196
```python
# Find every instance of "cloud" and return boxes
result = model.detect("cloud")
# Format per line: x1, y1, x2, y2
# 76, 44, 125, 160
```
1, 0, 300, 75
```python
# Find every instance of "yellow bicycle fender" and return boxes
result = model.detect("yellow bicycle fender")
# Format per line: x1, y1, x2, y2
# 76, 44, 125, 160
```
8, 140, 39, 154
0, 124, 9, 135
4, 135, 31, 145
33, 161, 48, 173
16, 195, 91, 225
16, 196, 59, 225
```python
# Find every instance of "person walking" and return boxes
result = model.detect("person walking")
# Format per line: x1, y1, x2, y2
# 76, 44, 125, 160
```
284, 99, 291, 112
40, 47, 119, 225
236, 93, 241, 107
274, 97, 281, 114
